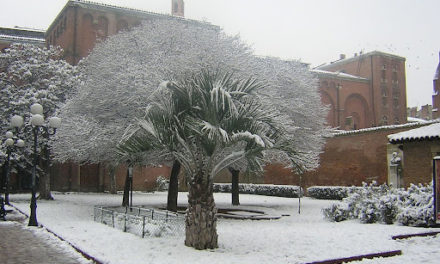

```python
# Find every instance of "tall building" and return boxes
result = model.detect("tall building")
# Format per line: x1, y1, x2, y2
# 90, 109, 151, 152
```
433, 53, 440, 119
314, 51, 407, 130
46, 0, 189, 65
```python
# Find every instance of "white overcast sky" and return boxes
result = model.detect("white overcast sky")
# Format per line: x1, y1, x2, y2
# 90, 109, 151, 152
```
1, 0, 439, 108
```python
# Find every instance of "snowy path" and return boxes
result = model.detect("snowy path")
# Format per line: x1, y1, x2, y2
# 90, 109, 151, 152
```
9, 192, 440, 264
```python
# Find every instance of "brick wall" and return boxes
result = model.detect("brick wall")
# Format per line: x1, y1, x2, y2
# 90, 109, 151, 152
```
402, 141, 440, 187
263, 124, 428, 188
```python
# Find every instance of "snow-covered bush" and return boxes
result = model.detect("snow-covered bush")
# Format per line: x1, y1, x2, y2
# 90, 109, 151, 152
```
396, 184, 435, 227
307, 186, 351, 200
213, 183, 303, 198
156, 176, 169, 191
322, 182, 435, 227
322, 203, 349, 222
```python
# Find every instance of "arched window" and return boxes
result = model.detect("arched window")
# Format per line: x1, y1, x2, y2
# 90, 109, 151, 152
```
381, 115, 388, 126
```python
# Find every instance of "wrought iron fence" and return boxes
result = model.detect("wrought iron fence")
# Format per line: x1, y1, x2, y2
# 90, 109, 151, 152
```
94, 206, 184, 238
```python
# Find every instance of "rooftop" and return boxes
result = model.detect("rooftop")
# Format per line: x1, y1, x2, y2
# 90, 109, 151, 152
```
312, 69, 369, 82
388, 121, 440, 143
317, 50, 406, 71
0, 27, 45, 45
48, 0, 210, 32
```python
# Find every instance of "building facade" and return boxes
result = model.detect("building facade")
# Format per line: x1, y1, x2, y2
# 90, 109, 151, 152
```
46, 0, 188, 65
315, 51, 407, 130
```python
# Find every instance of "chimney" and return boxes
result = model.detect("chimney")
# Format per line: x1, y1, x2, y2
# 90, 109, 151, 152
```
339, 54, 346, 60
171, 0, 185, 17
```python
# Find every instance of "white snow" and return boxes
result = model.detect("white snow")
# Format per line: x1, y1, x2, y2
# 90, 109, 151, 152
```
311, 69, 369, 81
388, 122, 440, 143
9, 192, 440, 264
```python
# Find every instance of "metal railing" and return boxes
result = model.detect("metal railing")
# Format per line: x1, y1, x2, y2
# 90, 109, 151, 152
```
94, 206, 184, 238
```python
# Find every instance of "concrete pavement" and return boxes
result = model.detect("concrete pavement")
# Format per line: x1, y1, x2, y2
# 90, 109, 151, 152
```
0, 205, 90, 264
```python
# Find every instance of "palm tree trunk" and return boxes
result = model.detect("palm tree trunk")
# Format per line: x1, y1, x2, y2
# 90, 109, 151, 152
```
167, 160, 181, 212
108, 164, 117, 194
229, 167, 240, 206
185, 180, 218, 249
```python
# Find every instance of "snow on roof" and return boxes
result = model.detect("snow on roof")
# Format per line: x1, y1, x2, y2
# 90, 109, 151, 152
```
0, 34, 45, 44
388, 121, 440, 143
332, 120, 439, 137
311, 69, 369, 82
407, 116, 429, 123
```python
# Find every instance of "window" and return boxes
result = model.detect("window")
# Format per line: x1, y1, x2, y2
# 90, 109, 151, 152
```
393, 98, 399, 109
382, 97, 388, 107
381, 85, 388, 97
394, 117, 400, 124
382, 115, 388, 125
392, 71, 398, 82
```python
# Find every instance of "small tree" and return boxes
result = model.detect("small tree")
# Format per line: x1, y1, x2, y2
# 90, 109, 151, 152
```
0, 43, 79, 199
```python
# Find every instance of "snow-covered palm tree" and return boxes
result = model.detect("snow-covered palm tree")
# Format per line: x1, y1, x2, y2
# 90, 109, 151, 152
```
118, 69, 295, 249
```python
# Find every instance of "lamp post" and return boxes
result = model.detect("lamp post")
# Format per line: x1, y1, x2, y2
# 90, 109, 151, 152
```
11, 103, 61, 226
3, 130, 25, 205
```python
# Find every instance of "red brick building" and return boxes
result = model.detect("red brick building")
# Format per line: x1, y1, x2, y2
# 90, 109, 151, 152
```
45, 0, 186, 65
315, 51, 407, 130
388, 122, 440, 188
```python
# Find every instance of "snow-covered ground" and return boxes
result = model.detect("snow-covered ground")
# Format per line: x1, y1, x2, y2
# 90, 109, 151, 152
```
8, 192, 440, 264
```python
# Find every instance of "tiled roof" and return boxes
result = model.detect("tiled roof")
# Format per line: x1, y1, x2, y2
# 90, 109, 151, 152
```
317, 50, 406, 70
388, 121, 440, 143
312, 69, 369, 82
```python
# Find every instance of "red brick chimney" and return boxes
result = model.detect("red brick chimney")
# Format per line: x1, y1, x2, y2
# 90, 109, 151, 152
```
172, 0, 184, 17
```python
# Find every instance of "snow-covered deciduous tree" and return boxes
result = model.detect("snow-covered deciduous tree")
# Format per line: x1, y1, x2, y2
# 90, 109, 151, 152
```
53, 18, 328, 249
0, 43, 79, 200
52, 19, 254, 202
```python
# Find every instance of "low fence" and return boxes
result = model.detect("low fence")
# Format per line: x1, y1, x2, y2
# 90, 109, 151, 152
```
94, 206, 184, 238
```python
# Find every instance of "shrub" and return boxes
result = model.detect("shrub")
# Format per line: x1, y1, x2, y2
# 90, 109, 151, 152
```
213, 183, 303, 198
322, 182, 435, 227
322, 203, 349, 222
156, 176, 169, 191
307, 186, 350, 200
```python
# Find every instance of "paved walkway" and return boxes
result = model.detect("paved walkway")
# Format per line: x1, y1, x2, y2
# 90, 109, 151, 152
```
0, 206, 90, 264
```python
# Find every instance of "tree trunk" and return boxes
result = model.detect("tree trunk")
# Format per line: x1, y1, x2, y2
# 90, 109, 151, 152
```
38, 147, 53, 200
185, 180, 218, 249
228, 168, 240, 206
122, 166, 130, 207
108, 164, 117, 194
167, 160, 181, 212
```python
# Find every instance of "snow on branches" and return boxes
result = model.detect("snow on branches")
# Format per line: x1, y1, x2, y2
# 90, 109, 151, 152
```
0, 43, 79, 162
54, 18, 328, 173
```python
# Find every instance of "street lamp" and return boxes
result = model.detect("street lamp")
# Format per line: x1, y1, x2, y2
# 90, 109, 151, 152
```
12, 103, 61, 226
3, 131, 25, 205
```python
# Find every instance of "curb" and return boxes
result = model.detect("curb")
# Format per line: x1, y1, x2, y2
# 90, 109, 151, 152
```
392, 231, 440, 240
9, 203, 105, 264
305, 250, 402, 264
